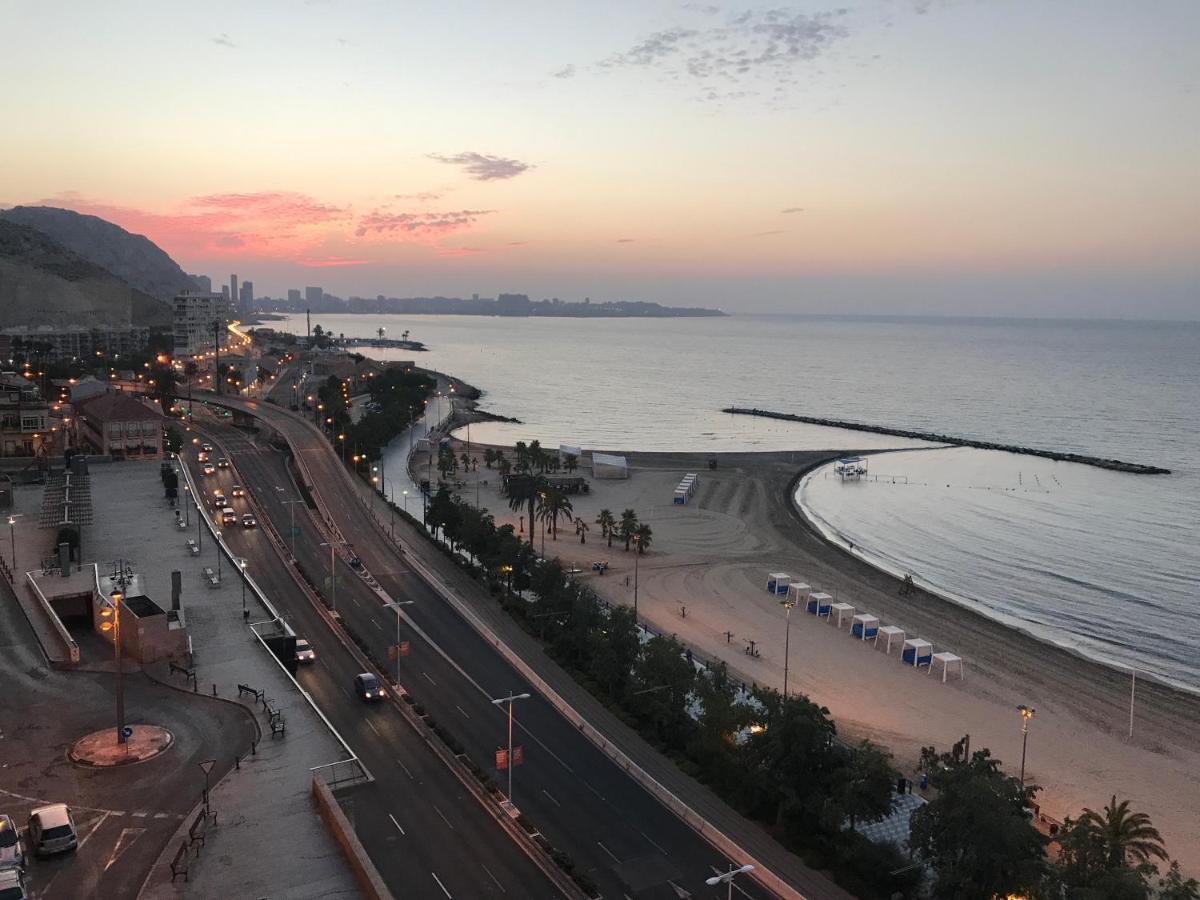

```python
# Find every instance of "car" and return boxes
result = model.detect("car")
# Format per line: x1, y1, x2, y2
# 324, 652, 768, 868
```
197, 451, 208, 462
241, 513, 256, 528
294, 638, 315, 664
201, 443, 214, 453
0, 813, 23, 870
27, 804, 77, 857
353, 672, 384, 701
0, 867, 26, 900
216, 457, 230, 469
221, 507, 237, 525
230, 485, 245, 497
348, 555, 363, 570
212, 491, 227, 506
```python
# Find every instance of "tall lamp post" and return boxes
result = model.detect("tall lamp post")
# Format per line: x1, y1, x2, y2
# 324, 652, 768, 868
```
214, 530, 223, 581
780, 595, 796, 696
320, 539, 346, 611
238, 558, 248, 620
706, 864, 755, 900
101, 566, 130, 745
277, 489, 304, 561
7, 513, 22, 571
491, 692, 531, 805
390, 599, 415, 685
1017, 704, 1036, 784
632, 533, 641, 619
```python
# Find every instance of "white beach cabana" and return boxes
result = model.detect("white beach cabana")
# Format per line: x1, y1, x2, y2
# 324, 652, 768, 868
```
828, 602, 854, 628
592, 452, 628, 479
807, 591, 833, 616
851, 614, 880, 641
930, 652, 964, 683
901, 638, 934, 668
786, 582, 811, 605
875, 625, 905, 654
766, 572, 791, 595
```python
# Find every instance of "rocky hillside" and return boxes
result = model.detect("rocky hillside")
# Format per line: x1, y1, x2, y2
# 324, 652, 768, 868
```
0, 205, 198, 304
0, 220, 170, 329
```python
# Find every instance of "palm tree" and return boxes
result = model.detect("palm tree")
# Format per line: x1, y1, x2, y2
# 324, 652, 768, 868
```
539, 487, 573, 540
619, 509, 639, 551
596, 509, 616, 547
376, 327, 385, 340
529, 439, 545, 472
563, 453, 578, 474
402, 329, 410, 342
506, 473, 546, 547
633, 523, 653, 554
483, 448, 496, 469
575, 519, 589, 544
1078, 795, 1169, 869
514, 441, 530, 473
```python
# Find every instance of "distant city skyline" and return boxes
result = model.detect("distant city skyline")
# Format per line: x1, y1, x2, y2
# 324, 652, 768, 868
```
2, 1, 1197, 319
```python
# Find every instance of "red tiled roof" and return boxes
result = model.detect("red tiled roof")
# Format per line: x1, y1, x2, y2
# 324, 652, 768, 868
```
76, 392, 163, 422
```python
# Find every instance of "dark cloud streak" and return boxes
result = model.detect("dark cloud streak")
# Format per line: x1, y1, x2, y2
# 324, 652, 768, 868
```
428, 152, 532, 181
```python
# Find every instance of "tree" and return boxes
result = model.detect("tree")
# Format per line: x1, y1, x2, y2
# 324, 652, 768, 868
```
629, 635, 696, 751
514, 441, 530, 473
832, 741, 897, 829
540, 486, 573, 540
688, 662, 752, 792
1049, 796, 1171, 900
633, 522, 653, 554
619, 509, 639, 551
529, 439, 546, 472
1159, 863, 1200, 900
596, 509, 616, 547
483, 448, 496, 469
506, 473, 546, 547
909, 738, 1046, 899
575, 519, 589, 544
460, 451, 471, 473
563, 453, 578, 473
1078, 795, 1169, 871
588, 605, 639, 700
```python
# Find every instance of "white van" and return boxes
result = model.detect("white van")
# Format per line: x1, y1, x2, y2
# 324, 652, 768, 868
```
28, 804, 77, 856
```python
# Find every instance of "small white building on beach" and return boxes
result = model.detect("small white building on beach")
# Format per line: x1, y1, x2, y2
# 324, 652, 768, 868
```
592, 452, 628, 479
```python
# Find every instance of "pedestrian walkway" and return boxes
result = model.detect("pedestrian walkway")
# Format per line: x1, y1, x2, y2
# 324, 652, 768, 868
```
72, 459, 359, 900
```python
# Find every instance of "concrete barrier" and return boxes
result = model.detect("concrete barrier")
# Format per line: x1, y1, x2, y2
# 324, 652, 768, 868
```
311, 778, 394, 900
23, 571, 81, 665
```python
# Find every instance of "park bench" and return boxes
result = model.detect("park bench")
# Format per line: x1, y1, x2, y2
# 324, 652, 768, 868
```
169, 840, 190, 882
201, 567, 219, 587
176, 517, 188, 531
237, 683, 264, 703
185, 539, 200, 556
188, 809, 210, 853
270, 716, 286, 738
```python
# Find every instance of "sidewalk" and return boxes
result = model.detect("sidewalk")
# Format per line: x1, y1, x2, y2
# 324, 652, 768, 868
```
72, 460, 359, 900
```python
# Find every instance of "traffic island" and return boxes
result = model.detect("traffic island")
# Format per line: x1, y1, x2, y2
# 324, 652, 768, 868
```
69, 725, 174, 766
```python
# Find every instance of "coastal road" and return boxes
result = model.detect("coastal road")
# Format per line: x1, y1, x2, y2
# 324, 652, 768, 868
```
199, 396, 811, 899
182, 435, 563, 898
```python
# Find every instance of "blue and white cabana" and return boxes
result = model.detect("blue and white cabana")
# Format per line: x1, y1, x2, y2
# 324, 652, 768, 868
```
786, 582, 811, 604
807, 591, 833, 616
766, 572, 791, 595
851, 614, 879, 641
875, 625, 905, 654
901, 638, 933, 668
828, 602, 854, 628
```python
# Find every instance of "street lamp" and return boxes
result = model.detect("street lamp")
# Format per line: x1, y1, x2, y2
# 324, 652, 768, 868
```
706, 864, 755, 900
214, 530, 223, 581
100, 580, 128, 744
238, 558, 248, 620
632, 532, 641, 620
277, 488, 304, 561
7, 514, 21, 572
491, 692, 531, 805
320, 539, 346, 611
402, 489, 408, 513
390, 599, 415, 685
1017, 705, 1036, 784
780, 595, 796, 696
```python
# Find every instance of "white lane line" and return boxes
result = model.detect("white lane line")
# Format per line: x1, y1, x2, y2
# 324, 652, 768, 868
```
341, 686, 354, 700
396, 758, 415, 780
422, 671, 437, 685
388, 813, 405, 836
371, 618, 382, 630
481, 863, 506, 893
152, 813, 169, 819
131, 812, 148, 818
585, 782, 606, 802
432, 804, 454, 830
455, 704, 470, 719
596, 840, 621, 864
431, 871, 453, 898
541, 788, 560, 807
76, 812, 110, 850
641, 831, 668, 856
366, 719, 382, 737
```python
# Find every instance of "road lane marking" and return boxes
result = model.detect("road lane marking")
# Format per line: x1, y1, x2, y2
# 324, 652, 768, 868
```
641, 831, 668, 856
76, 812, 110, 850
541, 789, 560, 807
455, 704, 470, 719
366, 719, 382, 737
431, 871, 453, 898
597, 840, 621, 864
422, 671, 437, 685
388, 813, 405, 836
481, 863, 506, 893
432, 804, 454, 830
153, 813, 169, 819
396, 758, 414, 780
104, 827, 144, 871
371, 618, 382, 630
585, 782, 606, 802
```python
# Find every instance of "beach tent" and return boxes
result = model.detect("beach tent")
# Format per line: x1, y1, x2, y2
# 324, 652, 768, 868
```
673, 489, 689, 505
807, 591, 833, 616
930, 652, 964, 683
876, 625, 905, 654
851, 614, 880, 641
592, 452, 628, 479
766, 572, 791, 595
901, 638, 933, 668
559, 444, 583, 464
829, 602, 854, 628
787, 582, 812, 604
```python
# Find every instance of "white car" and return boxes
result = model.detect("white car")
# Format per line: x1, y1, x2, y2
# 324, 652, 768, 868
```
202, 463, 216, 476
0, 813, 23, 869
28, 803, 77, 857
221, 507, 237, 525
0, 867, 26, 900
295, 638, 316, 664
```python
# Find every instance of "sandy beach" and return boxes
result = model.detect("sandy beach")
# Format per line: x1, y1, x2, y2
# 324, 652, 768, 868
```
428, 438, 1200, 874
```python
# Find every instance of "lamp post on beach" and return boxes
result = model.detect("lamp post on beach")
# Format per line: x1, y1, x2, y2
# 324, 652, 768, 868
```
1017, 704, 1036, 784
632, 532, 641, 620
780, 595, 796, 696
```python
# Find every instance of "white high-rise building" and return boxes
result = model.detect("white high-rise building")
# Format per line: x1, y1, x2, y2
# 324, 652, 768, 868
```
173, 291, 231, 356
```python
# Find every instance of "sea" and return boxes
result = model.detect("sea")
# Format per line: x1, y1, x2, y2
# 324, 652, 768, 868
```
276, 313, 1200, 691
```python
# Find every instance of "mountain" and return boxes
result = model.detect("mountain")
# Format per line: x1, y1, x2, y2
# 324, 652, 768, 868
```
0, 220, 170, 329
0, 205, 198, 303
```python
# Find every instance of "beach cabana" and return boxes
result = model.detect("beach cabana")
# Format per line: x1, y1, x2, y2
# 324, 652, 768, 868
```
592, 452, 628, 479
876, 625, 905, 654
851, 614, 879, 641
766, 572, 791, 595
807, 591, 833, 616
930, 652, 964, 683
559, 444, 583, 465
901, 638, 933, 668
828, 602, 854, 628
786, 582, 811, 604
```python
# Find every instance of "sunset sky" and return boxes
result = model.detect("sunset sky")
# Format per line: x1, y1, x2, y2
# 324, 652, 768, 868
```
3, 1, 1197, 317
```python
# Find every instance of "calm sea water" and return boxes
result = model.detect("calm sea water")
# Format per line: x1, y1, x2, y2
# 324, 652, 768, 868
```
281, 313, 1200, 689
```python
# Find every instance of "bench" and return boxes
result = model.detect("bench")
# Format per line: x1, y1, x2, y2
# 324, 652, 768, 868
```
201, 567, 219, 588
185, 539, 200, 556
169, 840, 190, 882
237, 683, 264, 703
270, 716, 286, 738
176, 518, 188, 531
188, 809, 210, 853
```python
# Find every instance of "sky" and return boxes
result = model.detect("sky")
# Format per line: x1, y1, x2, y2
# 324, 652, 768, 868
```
2, 0, 1198, 318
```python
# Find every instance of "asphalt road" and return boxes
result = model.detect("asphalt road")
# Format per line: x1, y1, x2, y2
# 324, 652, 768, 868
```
184, 426, 562, 899
198, 397, 779, 900
0, 575, 254, 900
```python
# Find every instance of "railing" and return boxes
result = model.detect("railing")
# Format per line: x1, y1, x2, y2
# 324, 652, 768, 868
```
310, 757, 369, 789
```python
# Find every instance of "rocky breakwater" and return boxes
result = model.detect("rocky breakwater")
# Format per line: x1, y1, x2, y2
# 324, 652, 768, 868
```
723, 407, 1172, 475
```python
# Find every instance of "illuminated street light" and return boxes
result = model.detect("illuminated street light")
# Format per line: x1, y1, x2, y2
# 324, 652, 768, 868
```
1017, 705, 1036, 784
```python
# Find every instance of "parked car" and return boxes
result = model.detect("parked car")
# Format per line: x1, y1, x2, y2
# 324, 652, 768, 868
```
294, 638, 315, 664
202, 463, 216, 476
0, 867, 26, 900
27, 804, 77, 857
241, 513, 257, 528
230, 485, 245, 497
0, 813, 23, 869
353, 673, 384, 701
221, 507, 237, 525
217, 457, 230, 469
